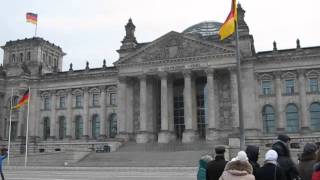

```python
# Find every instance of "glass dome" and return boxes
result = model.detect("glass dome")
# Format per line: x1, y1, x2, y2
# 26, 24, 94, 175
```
183, 21, 222, 37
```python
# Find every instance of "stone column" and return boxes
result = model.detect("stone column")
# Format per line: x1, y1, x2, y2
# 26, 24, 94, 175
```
66, 89, 73, 139
206, 69, 218, 141
82, 87, 89, 140
99, 86, 107, 140
126, 80, 134, 138
168, 77, 175, 141
17, 104, 25, 138
298, 69, 309, 132
158, 72, 171, 143
230, 68, 240, 133
116, 77, 129, 140
49, 90, 57, 139
274, 71, 285, 133
0, 93, 4, 139
29, 88, 39, 142
136, 75, 149, 143
182, 70, 198, 143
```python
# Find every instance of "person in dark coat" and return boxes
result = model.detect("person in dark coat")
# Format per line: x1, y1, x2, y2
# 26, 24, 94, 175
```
206, 146, 228, 180
256, 149, 286, 180
272, 134, 300, 180
0, 148, 8, 180
245, 145, 260, 177
298, 143, 317, 180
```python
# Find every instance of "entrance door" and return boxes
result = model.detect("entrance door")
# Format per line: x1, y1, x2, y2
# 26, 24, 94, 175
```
109, 113, 117, 138
75, 116, 83, 139
10, 121, 18, 141
43, 117, 50, 140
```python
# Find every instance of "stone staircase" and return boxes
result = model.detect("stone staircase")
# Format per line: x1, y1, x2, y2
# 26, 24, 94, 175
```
6, 151, 90, 166
73, 141, 218, 167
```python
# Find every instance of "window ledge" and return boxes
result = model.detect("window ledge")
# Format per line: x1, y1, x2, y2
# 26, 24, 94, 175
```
56, 107, 67, 110
89, 105, 101, 108
73, 106, 83, 109
307, 91, 320, 95
259, 94, 276, 98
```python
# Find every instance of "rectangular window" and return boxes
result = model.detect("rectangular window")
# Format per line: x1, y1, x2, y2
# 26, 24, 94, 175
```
59, 96, 66, 108
110, 93, 116, 105
285, 79, 295, 95
12, 54, 16, 63
261, 80, 272, 95
44, 97, 50, 110
27, 52, 31, 61
75, 95, 82, 108
92, 94, 99, 106
19, 53, 23, 62
309, 78, 319, 92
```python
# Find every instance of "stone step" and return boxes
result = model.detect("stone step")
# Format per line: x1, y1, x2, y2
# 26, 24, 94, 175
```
74, 150, 208, 167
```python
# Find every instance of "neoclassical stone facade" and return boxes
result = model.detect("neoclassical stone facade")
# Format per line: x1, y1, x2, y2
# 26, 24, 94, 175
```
0, 5, 320, 146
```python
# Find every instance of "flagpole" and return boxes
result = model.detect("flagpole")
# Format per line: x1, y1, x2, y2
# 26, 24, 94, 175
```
24, 87, 31, 168
35, 23, 37, 37
7, 88, 14, 166
234, 12, 245, 150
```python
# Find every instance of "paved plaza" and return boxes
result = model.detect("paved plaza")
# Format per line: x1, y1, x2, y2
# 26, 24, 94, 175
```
3, 167, 196, 180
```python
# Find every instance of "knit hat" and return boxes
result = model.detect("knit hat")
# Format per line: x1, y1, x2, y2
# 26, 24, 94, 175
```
277, 134, 291, 143
234, 151, 248, 162
303, 143, 317, 154
265, 150, 278, 161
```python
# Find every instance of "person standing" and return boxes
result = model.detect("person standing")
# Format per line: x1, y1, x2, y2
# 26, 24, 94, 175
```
0, 148, 8, 180
245, 145, 260, 177
298, 143, 317, 180
206, 146, 228, 180
311, 148, 320, 180
197, 154, 213, 180
272, 134, 299, 180
218, 151, 255, 180
255, 149, 286, 180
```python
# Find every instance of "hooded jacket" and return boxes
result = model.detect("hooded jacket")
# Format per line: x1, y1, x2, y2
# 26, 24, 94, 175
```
246, 145, 260, 177
256, 161, 286, 180
298, 147, 317, 180
218, 160, 255, 180
198, 158, 209, 180
272, 140, 299, 180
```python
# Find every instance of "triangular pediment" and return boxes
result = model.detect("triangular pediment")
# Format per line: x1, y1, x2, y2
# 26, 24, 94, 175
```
115, 31, 234, 65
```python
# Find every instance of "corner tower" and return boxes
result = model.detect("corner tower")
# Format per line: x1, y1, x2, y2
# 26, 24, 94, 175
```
1, 37, 66, 76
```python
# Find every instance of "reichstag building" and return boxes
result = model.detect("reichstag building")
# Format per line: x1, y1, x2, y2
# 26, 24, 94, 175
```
1, 5, 320, 148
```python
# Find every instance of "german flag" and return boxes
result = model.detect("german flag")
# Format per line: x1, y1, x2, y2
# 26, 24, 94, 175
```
26, 12, 37, 25
219, 0, 237, 40
14, 90, 29, 109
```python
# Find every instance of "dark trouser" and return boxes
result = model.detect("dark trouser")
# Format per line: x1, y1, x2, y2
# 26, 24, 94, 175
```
0, 169, 4, 180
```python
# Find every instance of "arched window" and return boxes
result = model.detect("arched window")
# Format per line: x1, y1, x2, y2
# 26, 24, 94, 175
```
286, 104, 299, 133
58, 116, 66, 139
75, 116, 83, 139
109, 113, 117, 138
43, 117, 50, 140
262, 105, 276, 133
310, 102, 320, 130
92, 114, 100, 139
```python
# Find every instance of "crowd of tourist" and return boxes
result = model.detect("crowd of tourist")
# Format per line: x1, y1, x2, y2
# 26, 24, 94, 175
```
198, 134, 320, 180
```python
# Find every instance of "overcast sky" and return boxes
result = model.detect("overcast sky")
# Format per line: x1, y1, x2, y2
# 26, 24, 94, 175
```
1, 0, 319, 71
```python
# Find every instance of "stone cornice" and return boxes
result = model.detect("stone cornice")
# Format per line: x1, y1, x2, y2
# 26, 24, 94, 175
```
40, 69, 118, 82
256, 53, 320, 63
116, 53, 235, 68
